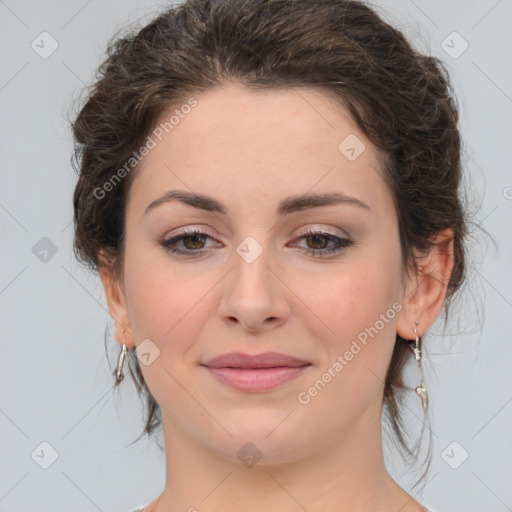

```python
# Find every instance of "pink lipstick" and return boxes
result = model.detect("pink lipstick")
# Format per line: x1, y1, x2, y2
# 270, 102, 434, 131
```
201, 351, 311, 392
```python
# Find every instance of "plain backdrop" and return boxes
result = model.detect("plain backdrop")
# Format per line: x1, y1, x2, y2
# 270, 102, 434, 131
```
1, 1, 511, 511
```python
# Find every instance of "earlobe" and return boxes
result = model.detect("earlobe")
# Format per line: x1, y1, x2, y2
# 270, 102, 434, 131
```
395, 228, 455, 340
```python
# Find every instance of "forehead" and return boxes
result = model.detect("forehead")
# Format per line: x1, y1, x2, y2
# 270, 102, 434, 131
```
127, 83, 392, 220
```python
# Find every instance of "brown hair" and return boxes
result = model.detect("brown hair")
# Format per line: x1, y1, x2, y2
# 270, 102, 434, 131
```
70, 0, 479, 481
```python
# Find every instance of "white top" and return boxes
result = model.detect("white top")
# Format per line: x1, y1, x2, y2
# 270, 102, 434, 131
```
129, 506, 438, 512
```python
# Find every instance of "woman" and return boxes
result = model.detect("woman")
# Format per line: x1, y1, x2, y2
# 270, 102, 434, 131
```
71, 0, 469, 510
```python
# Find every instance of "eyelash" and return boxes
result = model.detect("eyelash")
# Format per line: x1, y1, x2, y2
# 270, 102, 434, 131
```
160, 228, 353, 258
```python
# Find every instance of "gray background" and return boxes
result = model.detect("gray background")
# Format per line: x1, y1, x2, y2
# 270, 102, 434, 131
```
1, 0, 511, 511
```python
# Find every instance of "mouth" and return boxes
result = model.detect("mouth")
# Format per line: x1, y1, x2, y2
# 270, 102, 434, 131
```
202, 365, 311, 392
202, 351, 311, 369
201, 351, 312, 392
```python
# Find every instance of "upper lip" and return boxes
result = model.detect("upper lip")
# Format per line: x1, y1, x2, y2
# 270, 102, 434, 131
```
202, 351, 311, 369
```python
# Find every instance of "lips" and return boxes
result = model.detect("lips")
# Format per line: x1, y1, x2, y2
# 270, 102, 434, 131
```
201, 352, 312, 392
202, 351, 311, 369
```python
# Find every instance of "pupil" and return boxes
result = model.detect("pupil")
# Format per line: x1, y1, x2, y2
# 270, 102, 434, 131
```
308, 235, 327, 249
185, 234, 205, 249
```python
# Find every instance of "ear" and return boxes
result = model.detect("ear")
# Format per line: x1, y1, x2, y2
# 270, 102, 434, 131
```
98, 250, 136, 349
395, 228, 455, 340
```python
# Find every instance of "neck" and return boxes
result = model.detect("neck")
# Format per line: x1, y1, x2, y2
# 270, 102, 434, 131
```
146, 401, 426, 512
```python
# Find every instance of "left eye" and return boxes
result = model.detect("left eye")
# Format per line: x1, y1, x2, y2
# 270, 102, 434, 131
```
160, 228, 353, 257
292, 229, 353, 256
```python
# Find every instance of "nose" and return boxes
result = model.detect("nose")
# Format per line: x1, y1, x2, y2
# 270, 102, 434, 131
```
217, 245, 290, 333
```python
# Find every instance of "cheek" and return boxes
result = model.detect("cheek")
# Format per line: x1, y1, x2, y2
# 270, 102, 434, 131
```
297, 260, 397, 343
292, 256, 400, 400
122, 261, 206, 402
123, 245, 179, 339
123, 247, 216, 354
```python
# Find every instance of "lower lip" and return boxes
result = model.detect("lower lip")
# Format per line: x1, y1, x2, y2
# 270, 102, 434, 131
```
204, 365, 311, 392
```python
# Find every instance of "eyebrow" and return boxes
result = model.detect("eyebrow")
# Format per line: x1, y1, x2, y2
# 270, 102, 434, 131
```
143, 189, 371, 217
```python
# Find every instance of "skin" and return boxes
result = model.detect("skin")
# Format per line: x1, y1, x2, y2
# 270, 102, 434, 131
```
99, 82, 454, 512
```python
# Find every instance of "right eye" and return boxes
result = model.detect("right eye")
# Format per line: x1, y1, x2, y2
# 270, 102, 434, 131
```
160, 228, 217, 256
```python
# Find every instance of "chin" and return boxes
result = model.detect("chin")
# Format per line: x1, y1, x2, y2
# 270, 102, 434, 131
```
208, 410, 314, 465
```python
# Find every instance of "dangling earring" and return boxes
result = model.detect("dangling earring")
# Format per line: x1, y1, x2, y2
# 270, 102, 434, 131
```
408, 321, 428, 412
115, 343, 128, 384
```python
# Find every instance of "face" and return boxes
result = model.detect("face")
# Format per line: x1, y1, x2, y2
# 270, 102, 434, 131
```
104, 83, 415, 465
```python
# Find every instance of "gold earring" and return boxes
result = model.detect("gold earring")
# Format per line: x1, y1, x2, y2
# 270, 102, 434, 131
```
408, 321, 428, 412
115, 343, 128, 384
